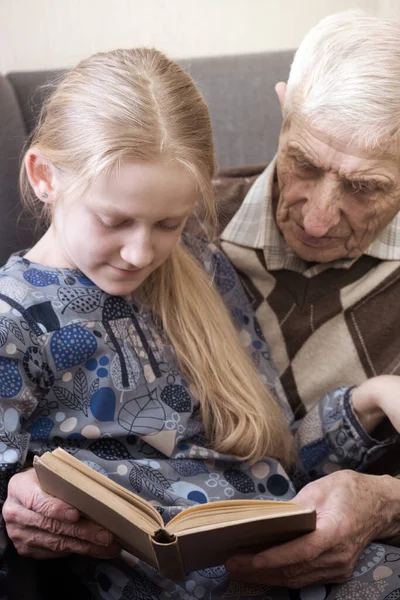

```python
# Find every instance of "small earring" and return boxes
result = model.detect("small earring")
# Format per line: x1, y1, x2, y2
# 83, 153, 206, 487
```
41, 193, 48, 199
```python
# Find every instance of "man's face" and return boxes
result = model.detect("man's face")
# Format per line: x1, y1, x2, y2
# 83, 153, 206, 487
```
275, 114, 400, 262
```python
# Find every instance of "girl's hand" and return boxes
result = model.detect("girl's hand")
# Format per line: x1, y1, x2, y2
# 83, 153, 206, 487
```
351, 375, 400, 434
3, 468, 121, 559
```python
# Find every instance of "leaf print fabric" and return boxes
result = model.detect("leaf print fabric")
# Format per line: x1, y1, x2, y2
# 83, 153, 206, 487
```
0, 238, 397, 600
23, 268, 59, 287
0, 357, 23, 397
50, 324, 98, 371
57, 286, 103, 314
0, 317, 24, 347
161, 384, 192, 412
119, 392, 165, 435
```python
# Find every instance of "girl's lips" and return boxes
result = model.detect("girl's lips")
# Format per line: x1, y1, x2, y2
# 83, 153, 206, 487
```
109, 264, 144, 276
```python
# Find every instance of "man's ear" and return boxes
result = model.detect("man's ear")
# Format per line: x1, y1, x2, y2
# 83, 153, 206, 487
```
24, 148, 58, 204
275, 82, 287, 117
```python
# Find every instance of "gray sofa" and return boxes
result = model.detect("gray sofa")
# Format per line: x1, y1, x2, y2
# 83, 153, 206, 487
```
0, 50, 294, 600
0, 50, 294, 265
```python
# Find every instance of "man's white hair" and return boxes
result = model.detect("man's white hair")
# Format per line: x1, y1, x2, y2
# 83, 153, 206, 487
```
285, 10, 400, 149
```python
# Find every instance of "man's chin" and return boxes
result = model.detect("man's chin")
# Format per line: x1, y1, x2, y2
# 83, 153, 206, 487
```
286, 234, 347, 264
295, 248, 342, 263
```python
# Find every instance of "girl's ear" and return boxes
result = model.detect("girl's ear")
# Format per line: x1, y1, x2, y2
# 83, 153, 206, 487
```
275, 81, 287, 117
24, 148, 58, 204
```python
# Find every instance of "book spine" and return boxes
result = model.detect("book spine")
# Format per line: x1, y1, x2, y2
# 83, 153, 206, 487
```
151, 530, 186, 580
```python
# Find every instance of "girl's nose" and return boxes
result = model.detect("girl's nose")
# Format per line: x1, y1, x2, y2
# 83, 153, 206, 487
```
120, 230, 154, 268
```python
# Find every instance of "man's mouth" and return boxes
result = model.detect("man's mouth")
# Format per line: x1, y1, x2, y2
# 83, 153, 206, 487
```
293, 223, 339, 248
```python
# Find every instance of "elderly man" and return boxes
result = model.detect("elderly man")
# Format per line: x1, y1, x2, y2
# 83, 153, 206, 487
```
222, 10, 400, 591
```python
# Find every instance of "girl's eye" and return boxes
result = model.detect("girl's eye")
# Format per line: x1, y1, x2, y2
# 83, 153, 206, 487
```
96, 216, 126, 229
157, 222, 181, 231
96, 214, 182, 231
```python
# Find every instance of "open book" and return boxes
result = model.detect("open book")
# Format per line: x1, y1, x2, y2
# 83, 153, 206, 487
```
34, 449, 316, 580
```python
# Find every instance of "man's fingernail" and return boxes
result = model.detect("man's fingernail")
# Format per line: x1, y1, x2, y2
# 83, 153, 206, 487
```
253, 557, 268, 569
64, 508, 78, 522
96, 530, 113, 545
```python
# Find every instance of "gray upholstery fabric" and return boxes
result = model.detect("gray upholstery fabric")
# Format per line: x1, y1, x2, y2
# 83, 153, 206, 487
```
6, 70, 65, 136
0, 75, 35, 262
0, 50, 294, 266
179, 51, 293, 167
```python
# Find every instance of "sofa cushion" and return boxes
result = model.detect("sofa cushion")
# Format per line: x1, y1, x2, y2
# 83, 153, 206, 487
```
6, 71, 65, 136
0, 75, 39, 264
186, 163, 266, 239
212, 164, 266, 235
179, 51, 293, 168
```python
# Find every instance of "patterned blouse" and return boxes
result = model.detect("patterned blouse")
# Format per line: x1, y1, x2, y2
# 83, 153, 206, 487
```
0, 236, 395, 599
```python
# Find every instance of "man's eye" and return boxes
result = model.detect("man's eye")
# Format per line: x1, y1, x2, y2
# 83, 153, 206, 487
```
349, 181, 375, 195
293, 158, 318, 174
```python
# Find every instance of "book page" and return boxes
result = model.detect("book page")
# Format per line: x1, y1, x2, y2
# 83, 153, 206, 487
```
175, 510, 316, 574
51, 448, 162, 526
38, 451, 163, 531
168, 499, 313, 535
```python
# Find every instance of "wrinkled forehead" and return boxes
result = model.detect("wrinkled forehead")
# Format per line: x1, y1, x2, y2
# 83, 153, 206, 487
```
280, 111, 400, 171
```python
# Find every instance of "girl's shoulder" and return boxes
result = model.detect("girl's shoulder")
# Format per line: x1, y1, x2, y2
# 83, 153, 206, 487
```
181, 232, 214, 259
182, 233, 234, 277
182, 233, 249, 307
0, 253, 105, 333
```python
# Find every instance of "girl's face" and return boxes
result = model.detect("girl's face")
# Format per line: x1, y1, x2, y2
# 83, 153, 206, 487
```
51, 159, 198, 295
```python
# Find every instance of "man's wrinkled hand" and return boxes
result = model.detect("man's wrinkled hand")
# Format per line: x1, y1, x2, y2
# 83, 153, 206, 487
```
225, 470, 400, 588
3, 468, 121, 559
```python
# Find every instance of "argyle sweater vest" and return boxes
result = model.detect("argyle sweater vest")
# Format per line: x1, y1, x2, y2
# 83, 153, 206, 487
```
222, 241, 400, 421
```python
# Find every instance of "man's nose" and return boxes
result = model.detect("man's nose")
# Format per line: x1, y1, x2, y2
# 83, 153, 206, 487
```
301, 177, 341, 237
120, 230, 154, 268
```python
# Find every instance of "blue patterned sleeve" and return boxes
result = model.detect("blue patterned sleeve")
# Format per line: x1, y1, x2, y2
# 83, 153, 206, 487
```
290, 387, 399, 488
186, 236, 399, 487
0, 299, 44, 547
0, 280, 53, 583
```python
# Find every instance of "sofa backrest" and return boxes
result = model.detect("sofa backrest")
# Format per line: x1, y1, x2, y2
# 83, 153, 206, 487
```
0, 50, 294, 264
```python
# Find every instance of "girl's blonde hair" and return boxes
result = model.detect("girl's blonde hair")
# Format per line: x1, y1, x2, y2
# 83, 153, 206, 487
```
20, 48, 291, 464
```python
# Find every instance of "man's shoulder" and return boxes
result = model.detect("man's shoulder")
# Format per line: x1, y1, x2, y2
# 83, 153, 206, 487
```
339, 255, 400, 307
185, 164, 268, 241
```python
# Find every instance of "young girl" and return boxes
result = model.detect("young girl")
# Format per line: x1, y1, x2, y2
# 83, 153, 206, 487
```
0, 48, 400, 600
